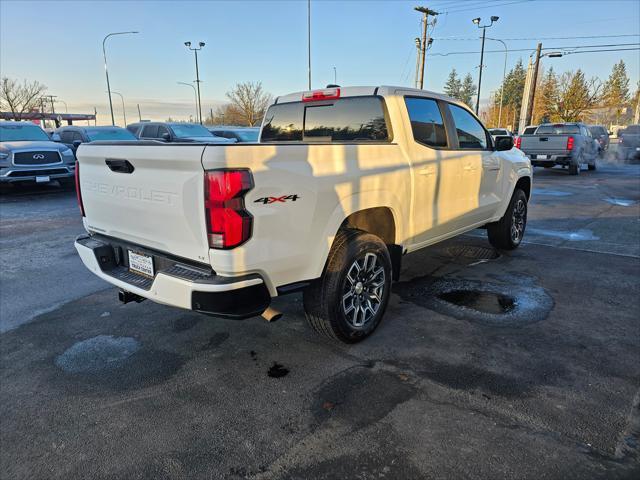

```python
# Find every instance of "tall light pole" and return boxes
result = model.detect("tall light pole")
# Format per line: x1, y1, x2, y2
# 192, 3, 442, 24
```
109, 91, 127, 126
307, 0, 312, 89
472, 16, 499, 115
414, 6, 439, 90
333, 66, 337, 85
56, 100, 68, 113
184, 41, 205, 124
103, 31, 139, 126
486, 37, 508, 127
178, 81, 199, 123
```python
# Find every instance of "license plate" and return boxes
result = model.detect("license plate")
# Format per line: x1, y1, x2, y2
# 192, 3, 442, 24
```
537, 155, 548, 160
128, 251, 154, 277
35, 175, 50, 183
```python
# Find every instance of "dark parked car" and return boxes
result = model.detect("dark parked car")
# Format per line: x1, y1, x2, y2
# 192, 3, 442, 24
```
588, 125, 610, 154
618, 124, 640, 162
127, 122, 233, 143
0, 121, 76, 185
208, 127, 259, 143
54, 126, 137, 153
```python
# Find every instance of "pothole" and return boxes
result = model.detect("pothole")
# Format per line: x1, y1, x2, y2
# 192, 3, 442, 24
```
445, 245, 500, 260
438, 290, 516, 314
55, 335, 140, 374
396, 277, 553, 327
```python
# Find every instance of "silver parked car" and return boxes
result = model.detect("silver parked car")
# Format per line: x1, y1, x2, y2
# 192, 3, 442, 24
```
0, 122, 76, 185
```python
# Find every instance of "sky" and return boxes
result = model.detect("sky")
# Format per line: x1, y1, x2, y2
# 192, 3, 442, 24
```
1, 0, 639, 125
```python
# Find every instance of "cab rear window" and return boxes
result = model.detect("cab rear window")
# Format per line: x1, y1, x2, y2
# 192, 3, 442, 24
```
261, 96, 390, 142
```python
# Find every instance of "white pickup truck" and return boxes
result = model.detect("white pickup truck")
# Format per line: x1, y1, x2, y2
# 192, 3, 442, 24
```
74, 86, 532, 343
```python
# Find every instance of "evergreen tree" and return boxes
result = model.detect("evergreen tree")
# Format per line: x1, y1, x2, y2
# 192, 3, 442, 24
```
459, 73, 477, 109
533, 67, 559, 124
601, 60, 630, 124
443, 68, 461, 99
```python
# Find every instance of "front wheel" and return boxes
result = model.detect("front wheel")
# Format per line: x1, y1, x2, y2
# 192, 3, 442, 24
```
303, 230, 392, 343
487, 188, 528, 250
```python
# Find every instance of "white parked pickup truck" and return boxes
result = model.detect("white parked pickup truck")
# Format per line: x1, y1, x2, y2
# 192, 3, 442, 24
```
74, 86, 532, 343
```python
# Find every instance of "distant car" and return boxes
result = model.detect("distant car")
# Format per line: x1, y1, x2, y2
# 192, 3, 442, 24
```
588, 125, 610, 154
208, 127, 259, 143
488, 128, 513, 141
126, 122, 234, 143
54, 126, 137, 154
618, 124, 640, 162
0, 121, 76, 185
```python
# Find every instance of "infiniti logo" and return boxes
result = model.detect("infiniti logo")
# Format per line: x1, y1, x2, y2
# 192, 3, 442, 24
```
32, 154, 45, 160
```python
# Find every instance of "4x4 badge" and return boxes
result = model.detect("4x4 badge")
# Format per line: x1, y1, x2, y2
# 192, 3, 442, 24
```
254, 195, 300, 204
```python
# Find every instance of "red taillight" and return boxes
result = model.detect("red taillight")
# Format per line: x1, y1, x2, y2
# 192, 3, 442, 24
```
515, 136, 522, 149
567, 136, 574, 151
204, 169, 253, 249
75, 161, 85, 217
302, 88, 340, 102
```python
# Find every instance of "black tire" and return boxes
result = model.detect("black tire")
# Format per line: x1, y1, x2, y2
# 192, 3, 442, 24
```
303, 229, 392, 343
487, 188, 528, 250
588, 158, 597, 171
568, 162, 580, 175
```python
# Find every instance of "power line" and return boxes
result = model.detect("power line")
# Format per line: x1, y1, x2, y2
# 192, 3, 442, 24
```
439, 0, 533, 14
432, 34, 640, 41
561, 47, 640, 55
428, 43, 640, 57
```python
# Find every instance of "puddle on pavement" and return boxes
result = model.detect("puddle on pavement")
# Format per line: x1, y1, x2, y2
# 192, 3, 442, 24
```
268, 362, 289, 378
604, 197, 637, 207
56, 335, 140, 374
438, 290, 516, 315
532, 188, 573, 197
527, 228, 599, 241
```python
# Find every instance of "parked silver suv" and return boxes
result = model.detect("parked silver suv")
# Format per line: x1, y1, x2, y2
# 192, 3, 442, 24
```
0, 122, 76, 185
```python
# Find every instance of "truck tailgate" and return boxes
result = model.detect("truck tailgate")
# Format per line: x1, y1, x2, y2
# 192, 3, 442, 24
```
78, 144, 210, 263
521, 135, 568, 154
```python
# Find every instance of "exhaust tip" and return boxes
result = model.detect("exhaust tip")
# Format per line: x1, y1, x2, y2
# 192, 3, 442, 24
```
261, 306, 283, 322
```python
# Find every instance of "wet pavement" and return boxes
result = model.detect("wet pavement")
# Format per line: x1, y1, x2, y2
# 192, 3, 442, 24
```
1, 162, 639, 479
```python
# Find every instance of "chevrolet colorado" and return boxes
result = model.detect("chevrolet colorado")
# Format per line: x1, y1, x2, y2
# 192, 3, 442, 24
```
74, 86, 532, 343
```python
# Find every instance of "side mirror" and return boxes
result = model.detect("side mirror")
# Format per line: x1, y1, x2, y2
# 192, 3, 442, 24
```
51, 133, 61, 142
494, 135, 514, 151
161, 132, 171, 141
72, 140, 82, 149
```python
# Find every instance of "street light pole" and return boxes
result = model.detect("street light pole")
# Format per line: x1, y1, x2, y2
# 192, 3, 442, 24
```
308, 0, 312, 89
486, 37, 508, 127
184, 41, 205, 124
178, 82, 198, 123
472, 16, 499, 115
110, 91, 126, 126
333, 66, 337, 84
103, 31, 139, 126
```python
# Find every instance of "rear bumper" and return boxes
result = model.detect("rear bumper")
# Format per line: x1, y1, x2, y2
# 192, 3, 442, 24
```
527, 153, 572, 166
75, 234, 271, 319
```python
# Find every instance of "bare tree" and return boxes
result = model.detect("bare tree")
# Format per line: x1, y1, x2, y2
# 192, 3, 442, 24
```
225, 82, 272, 126
556, 70, 601, 122
0, 77, 48, 120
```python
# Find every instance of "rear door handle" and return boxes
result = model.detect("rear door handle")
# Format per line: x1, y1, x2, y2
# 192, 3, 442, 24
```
105, 158, 135, 174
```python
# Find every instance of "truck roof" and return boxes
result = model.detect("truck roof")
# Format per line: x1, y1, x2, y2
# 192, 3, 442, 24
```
275, 85, 469, 110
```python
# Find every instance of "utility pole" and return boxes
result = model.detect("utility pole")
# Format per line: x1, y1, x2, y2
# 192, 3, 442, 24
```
525, 43, 543, 128
414, 6, 438, 90
414, 37, 421, 88
210, 108, 214, 125
137, 104, 142, 122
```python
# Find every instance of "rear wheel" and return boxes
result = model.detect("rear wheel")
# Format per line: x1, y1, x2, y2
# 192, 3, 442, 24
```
303, 230, 392, 343
588, 157, 597, 171
487, 188, 528, 250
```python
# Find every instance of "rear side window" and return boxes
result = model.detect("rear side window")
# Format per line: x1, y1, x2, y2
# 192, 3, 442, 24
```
141, 125, 159, 138
448, 104, 488, 149
261, 96, 389, 142
404, 97, 447, 147
536, 124, 580, 135
523, 127, 537, 135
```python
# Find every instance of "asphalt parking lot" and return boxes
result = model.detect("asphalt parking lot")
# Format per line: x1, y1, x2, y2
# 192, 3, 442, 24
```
1, 158, 639, 479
